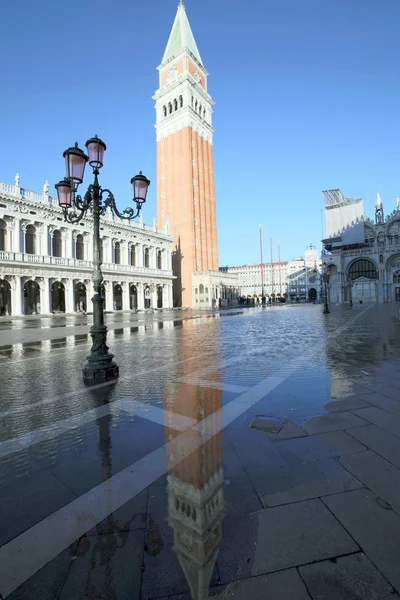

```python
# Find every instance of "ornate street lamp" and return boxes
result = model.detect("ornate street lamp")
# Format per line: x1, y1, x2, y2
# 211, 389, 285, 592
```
348, 274, 354, 307
55, 136, 150, 383
322, 264, 330, 314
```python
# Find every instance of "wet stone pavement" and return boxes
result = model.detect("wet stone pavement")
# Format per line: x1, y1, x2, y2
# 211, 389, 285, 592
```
1, 304, 400, 598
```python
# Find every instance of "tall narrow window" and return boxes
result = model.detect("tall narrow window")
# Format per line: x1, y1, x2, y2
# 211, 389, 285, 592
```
144, 247, 150, 268
25, 225, 36, 255
52, 230, 62, 257
114, 242, 121, 265
157, 250, 162, 269
76, 234, 84, 260
0, 219, 6, 251
179, 95, 183, 108
163, 105, 167, 117
168, 102, 172, 114
174, 98, 178, 111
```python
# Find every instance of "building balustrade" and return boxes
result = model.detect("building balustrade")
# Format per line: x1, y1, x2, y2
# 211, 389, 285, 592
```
0, 251, 172, 276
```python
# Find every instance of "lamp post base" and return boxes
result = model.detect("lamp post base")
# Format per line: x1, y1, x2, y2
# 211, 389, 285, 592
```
83, 361, 119, 384
323, 306, 330, 314
83, 321, 119, 383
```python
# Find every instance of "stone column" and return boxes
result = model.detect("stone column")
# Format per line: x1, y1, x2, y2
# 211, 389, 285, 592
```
11, 276, 22, 316
137, 283, 144, 310
162, 284, 168, 308
62, 230, 70, 258
137, 244, 144, 267
168, 283, 173, 309
84, 232, 92, 262
42, 278, 50, 314
122, 282, 129, 310
105, 281, 114, 312
65, 280, 75, 313
13, 217, 21, 252
152, 284, 158, 309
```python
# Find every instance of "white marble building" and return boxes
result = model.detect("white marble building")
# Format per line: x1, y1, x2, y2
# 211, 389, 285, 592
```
322, 189, 400, 304
0, 177, 174, 316
221, 246, 321, 301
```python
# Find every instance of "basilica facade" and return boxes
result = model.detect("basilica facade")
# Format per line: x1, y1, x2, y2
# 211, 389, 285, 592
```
322, 189, 400, 304
0, 177, 174, 316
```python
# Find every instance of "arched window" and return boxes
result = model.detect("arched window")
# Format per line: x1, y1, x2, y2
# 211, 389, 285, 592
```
174, 98, 178, 111
395, 235, 400, 246
157, 250, 162, 269
52, 230, 62, 257
114, 241, 121, 265
168, 102, 172, 114
199, 284, 204, 294
394, 271, 400, 284
130, 245, 136, 266
179, 95, 183, 108
379, 254, 384, 264
0, 219, 6, 251
198, 104, 202, 115
203, 108, 206, 119
195, 288, 198, 294
191, 96, 194, 107
76, 234, 84, 260
25, 225, 36, 255
205, 287, 209, 294
144, 247, 149, 268
195, 99, 198, 112
348, 259, 378, 280
389, 237, 393, 246
163, 105, 167, 117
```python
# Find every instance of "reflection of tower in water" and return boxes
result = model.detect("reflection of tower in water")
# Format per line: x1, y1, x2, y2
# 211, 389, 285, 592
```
165, 322, 224, 598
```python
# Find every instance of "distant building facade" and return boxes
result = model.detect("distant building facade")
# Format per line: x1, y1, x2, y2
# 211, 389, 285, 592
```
221, 245, 320, 302
0, 177, 174, 316
322, 189, 400, 304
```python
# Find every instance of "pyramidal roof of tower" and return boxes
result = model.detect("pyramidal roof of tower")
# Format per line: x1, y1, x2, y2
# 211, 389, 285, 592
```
161, 1, 203, 67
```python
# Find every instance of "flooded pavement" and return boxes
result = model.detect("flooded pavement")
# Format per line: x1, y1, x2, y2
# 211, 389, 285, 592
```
1, 304, 400, 599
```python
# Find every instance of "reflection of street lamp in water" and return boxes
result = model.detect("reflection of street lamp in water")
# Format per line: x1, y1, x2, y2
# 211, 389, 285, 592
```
322, 264, 330, 314
348, 275, 354, 307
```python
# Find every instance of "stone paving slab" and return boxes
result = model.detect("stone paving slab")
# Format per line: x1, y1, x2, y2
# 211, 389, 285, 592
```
303, 411, 368, 435
59, 530, 144, 600
85, 489, 148, 536
155, 569, 312, 599
299, 553, 398, 599
218, 499, 359, 583
6, 542, 78, 600
0, 468, 77, 547
358, 381, 400, 400
352, 407, 400, 439
322, 489, 400, 593
323, 397, 372, 412
263, 419, 308, 440
346, 424, 400, 469
358, 392, 400, 417
225, 425, 289, 469
274, 430, 366, 464
340, 450, 400, 515
141, 539, 219, 599
247, 458, 364, 507
222, 444, 263, 515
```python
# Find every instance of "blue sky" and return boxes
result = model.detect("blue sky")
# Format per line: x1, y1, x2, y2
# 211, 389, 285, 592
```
1, 0, 399, 265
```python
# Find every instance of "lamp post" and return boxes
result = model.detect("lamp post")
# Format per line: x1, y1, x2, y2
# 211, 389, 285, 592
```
55, 136, 150, 383
322, 264, 330, 314
348, 275, 353, 307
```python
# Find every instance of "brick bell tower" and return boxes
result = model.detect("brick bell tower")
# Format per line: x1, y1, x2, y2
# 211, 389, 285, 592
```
154, 0, 218, 307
